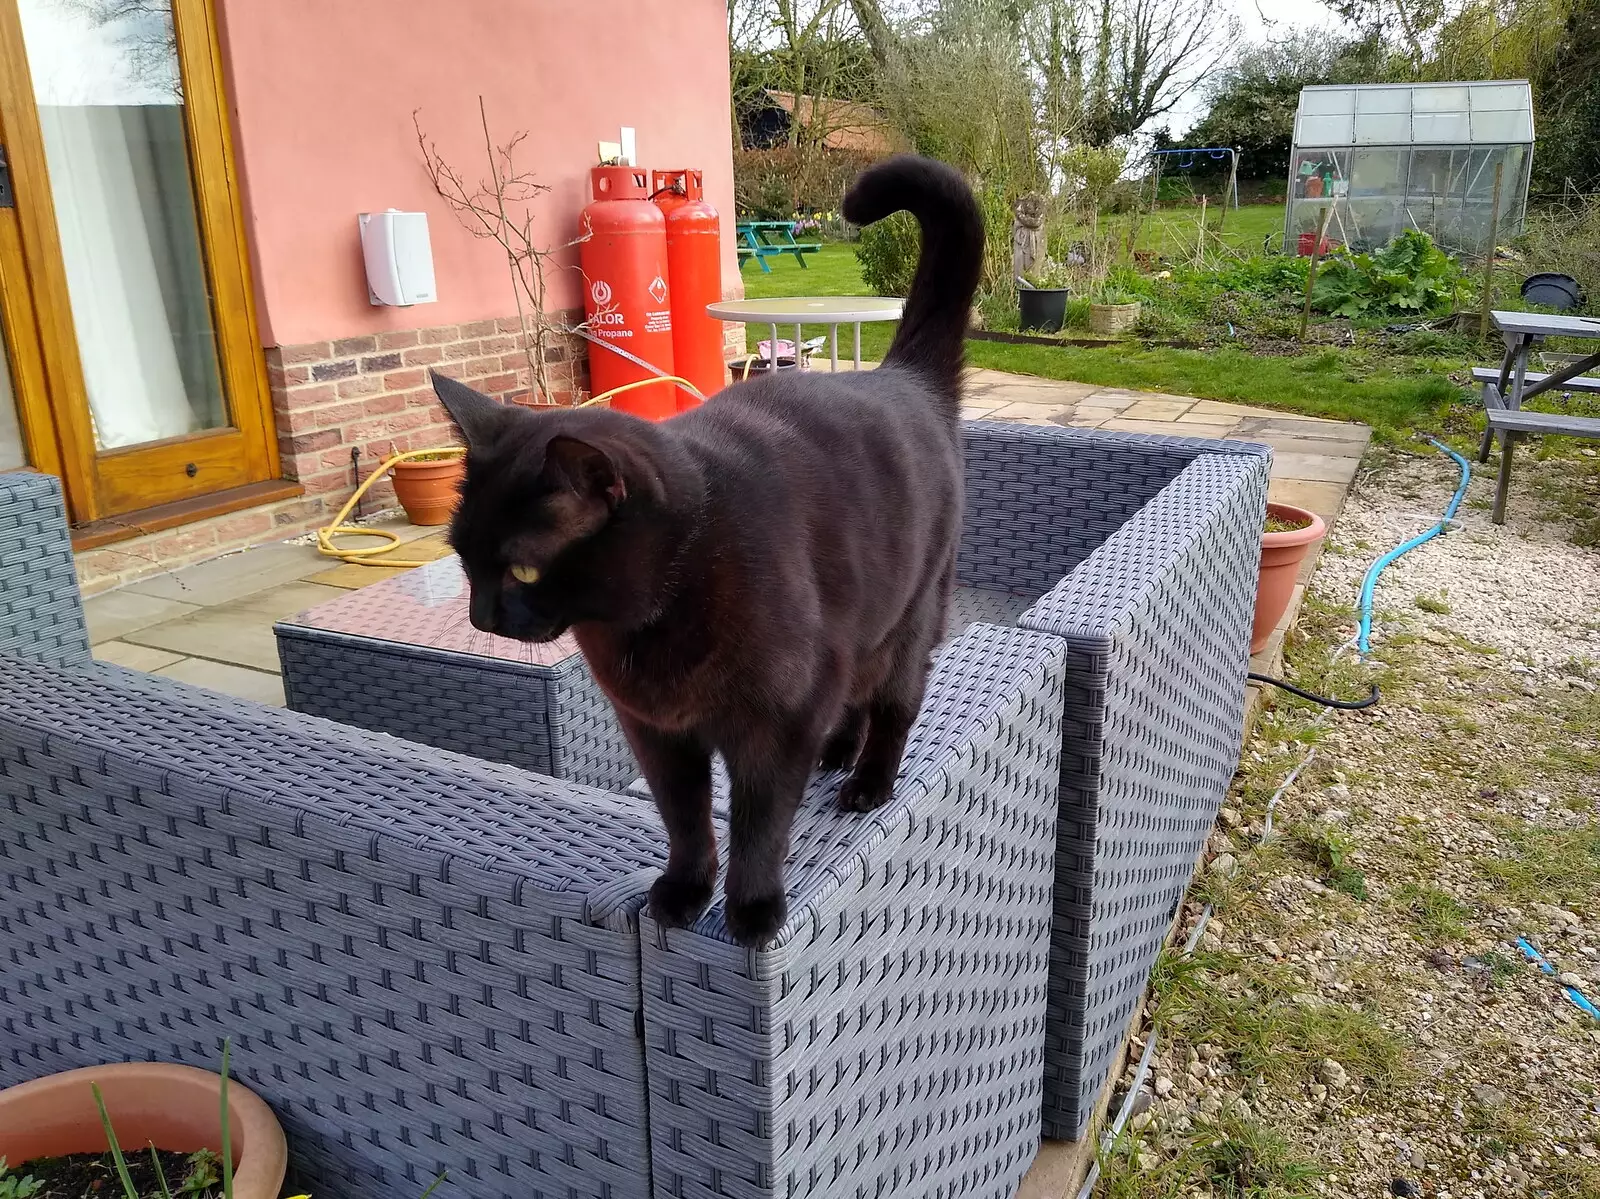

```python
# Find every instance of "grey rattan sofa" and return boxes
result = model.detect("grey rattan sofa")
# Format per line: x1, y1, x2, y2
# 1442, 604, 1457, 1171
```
0, 471, 1068, 1199
634, 422, 1270, 1147
1, 410, 1267, 1188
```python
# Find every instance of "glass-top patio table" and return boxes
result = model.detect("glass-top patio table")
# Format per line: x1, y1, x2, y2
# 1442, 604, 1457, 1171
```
706, 296, 904, 372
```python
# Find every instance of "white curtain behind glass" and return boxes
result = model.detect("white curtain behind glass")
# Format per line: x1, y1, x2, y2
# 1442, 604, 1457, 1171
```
20, 0, 219, 450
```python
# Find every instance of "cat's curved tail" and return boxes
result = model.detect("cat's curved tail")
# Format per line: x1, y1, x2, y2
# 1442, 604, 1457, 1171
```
841, 155, 983, 397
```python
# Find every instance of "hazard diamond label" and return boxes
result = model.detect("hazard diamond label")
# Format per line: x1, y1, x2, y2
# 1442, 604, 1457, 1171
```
648, 274, 668, 305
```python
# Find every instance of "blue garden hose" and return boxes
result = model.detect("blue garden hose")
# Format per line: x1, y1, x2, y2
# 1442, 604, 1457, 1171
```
1356, 438, 1472, 656
1517, 938, 1600, 1020
1250, 438, 1471, 710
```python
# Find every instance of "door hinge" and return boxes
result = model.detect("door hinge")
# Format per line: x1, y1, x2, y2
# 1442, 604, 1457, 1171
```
0, 145, 13, 208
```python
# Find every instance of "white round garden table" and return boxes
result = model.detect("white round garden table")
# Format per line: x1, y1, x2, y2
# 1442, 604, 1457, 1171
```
706, 296, 904, 372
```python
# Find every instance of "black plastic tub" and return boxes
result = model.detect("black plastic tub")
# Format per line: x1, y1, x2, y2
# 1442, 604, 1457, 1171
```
1018, 287, 1070, 333
1520, 272, 1584, 311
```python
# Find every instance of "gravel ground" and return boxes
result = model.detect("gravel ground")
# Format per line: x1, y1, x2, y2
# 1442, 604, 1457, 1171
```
1098, 443, 1600, 1199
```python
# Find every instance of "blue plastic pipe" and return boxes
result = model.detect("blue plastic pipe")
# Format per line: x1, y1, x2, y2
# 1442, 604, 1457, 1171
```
1517, 938, 1600, 1019
1356, 438, 1472, 655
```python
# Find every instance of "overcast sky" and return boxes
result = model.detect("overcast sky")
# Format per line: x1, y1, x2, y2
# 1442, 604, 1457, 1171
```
1161, 0, 1345, 135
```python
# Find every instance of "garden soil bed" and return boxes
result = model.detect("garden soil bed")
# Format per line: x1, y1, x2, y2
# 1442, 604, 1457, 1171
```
22, 1148, 223, 1198
969, 328, 1146, 349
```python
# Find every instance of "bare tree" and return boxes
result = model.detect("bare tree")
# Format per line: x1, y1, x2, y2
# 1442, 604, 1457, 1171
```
880, 0, 1044, 186
414, 100, 590, 405
867, 0, 1237, 156
1081, 0, 1241, 142
731, 0, 880, 149
1318, 0, 1446, 66
849, 0, 900, 67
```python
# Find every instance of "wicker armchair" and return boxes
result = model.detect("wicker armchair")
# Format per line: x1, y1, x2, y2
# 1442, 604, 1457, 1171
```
956, 422, 1269, 1139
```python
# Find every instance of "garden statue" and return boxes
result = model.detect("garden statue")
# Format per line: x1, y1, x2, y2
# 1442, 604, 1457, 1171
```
1012, 193, 1047, 281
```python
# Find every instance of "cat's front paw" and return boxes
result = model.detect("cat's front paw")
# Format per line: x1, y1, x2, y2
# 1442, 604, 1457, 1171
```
649, 870, 714, 929
837, 772, 893, 813
725, 892, 787, 948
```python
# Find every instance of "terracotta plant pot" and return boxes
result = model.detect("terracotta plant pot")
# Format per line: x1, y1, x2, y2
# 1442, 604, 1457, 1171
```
1088, 301, 1141, 334
391, 455, 465, 526
0, 1062, 287, 1199
1251, 502, 1327, 654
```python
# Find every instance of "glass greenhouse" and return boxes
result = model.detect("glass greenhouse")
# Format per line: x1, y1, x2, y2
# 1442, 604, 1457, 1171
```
1285, 81, 1534, 257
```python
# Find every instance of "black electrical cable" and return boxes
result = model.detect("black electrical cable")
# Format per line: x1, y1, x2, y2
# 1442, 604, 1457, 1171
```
1248, 672, 1380, 710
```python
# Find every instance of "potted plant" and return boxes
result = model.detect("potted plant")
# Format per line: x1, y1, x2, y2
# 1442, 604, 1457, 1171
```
1251, 502, 1327, 653
1087, 287, 1143, 335
1017, 260, 1073, 332
0, 1060, 287, 1199
391, 449, 466, 526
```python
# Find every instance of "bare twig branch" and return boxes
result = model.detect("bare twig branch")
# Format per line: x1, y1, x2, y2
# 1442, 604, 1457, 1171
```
414, 100, 591, 403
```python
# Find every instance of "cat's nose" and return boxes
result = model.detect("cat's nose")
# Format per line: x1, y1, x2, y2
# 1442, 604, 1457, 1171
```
468, 585, 499, 634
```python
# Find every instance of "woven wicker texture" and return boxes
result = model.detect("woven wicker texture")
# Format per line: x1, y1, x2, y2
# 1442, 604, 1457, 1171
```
0, 655, 667, 1199
1014, 448, 1268, 1139
277, 560, 637, 791
959, 421, 1264, 597
947, 585, 1032, 632
0, 472, 91, 670
640, 623, 1067, 1199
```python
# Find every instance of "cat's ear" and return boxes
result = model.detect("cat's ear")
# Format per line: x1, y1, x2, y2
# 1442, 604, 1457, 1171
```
431, 371, 503, 448
544, 436, 627, 507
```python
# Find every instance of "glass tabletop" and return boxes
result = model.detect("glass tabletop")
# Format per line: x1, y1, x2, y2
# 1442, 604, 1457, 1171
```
282, 554, 581, 667
706, 296, 904, 323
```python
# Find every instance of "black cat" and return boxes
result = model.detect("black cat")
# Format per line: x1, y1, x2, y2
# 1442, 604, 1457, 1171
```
429, 154, 983, 946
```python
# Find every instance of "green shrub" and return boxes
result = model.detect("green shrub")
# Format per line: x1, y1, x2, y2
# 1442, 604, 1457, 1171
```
855, 210, 920, 297
1022, 259, 1073, 289
1094, 286, 1142, 306
1134, 305, 1200, 342
855, 179, 1013, 306
1311, 230, 1464, 319
1062, 296, 1092, 329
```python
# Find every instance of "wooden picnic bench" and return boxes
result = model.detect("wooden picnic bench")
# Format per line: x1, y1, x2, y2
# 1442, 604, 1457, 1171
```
1478, 311, 1600, 523
736, 220, 820, 273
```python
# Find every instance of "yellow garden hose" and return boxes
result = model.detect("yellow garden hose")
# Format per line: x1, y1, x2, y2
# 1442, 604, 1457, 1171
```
316, 375, 701, 567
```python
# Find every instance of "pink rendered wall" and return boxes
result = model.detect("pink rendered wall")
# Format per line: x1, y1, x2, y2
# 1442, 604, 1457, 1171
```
215, 0, 737, 348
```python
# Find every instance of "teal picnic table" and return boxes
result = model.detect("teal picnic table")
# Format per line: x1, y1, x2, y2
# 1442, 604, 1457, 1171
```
736, 220, 821, 273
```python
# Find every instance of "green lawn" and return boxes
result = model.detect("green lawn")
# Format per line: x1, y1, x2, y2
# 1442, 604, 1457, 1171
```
1062, 202, 1288, 258
736, 241, 1465, 439
741, 244, 870, 300
740, 206, 1288, 296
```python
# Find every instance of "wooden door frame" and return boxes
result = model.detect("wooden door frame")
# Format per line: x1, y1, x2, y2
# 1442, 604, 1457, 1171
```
0, 6, 91, 508
0, 0, 279, 525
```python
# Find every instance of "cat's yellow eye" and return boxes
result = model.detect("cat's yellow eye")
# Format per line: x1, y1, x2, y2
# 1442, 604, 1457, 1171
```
510, 564, 540, 585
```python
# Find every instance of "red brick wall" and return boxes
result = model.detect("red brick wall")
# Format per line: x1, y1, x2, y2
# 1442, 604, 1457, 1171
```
267, 314, 591, 508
